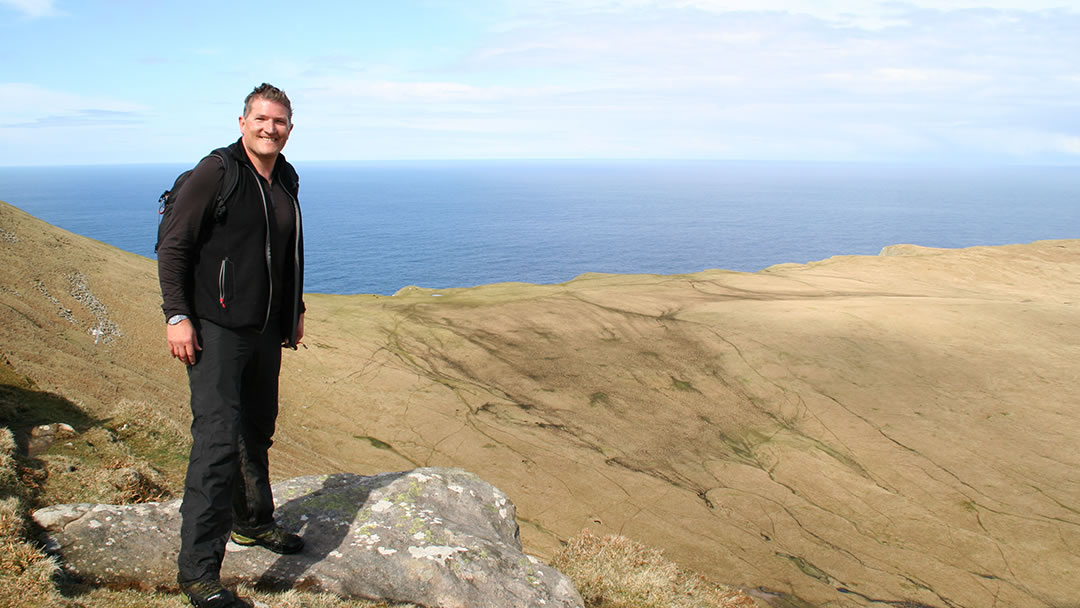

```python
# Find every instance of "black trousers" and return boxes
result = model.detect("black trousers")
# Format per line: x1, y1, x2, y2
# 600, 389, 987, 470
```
177, 319, 282, 583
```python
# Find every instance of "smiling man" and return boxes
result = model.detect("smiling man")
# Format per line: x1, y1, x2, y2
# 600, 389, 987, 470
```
157, 83, 305, 608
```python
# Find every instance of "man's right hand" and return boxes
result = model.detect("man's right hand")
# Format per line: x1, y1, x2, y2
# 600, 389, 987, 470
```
167, 319, 201, 365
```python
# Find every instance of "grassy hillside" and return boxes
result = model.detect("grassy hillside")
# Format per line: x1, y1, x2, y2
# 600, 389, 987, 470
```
2, 198, 1079, 607
0, 199, 754, 608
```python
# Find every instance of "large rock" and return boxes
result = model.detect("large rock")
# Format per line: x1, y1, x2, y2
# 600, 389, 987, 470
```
33, 467, 584, 608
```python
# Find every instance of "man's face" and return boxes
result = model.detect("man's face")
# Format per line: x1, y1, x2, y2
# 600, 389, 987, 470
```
239, 97, 293, 160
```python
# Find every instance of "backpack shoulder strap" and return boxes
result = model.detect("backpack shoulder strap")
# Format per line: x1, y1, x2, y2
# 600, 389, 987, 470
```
207, 147, 240, 221
155, 148, 242, 253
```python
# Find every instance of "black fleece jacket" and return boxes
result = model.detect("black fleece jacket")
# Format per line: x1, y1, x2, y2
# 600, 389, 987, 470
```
157, 139, 305, 347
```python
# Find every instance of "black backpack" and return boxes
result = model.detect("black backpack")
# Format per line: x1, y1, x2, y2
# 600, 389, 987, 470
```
155, 147, 240, 253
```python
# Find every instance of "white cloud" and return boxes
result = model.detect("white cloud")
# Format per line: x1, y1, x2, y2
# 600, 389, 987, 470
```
0, 0, 63, 18
510, 0, 1078, 30
6, 1, 1077, 164
0, 83, 145, 127
299, 77, 576, 108
676, 0, 1079, 12
272, 0, 1080, 163
557, 0, 1080, 15
1060, 136, 1080, 155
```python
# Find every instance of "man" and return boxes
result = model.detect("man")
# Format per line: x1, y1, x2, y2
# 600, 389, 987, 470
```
158, 83, 305, 608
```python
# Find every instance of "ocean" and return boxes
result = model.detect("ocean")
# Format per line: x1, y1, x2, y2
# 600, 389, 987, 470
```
0, 160, 1076, 296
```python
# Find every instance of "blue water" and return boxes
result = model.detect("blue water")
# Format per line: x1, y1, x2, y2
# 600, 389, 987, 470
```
1, 161, 1077, 295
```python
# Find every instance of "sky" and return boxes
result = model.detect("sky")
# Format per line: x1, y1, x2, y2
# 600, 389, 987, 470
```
1, 0, 1079, 166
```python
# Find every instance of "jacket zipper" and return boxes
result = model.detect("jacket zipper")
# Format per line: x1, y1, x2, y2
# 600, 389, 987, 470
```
290, 194, 302, 346
241, 161, 300, 342
244, 165, 274, 333
218, 258, 229, 308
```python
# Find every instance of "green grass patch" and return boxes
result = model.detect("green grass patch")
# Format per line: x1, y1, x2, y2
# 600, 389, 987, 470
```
589, 392, 611, 407
356, 436, 393, 450
777, 552, 831, 583
671, 377, 698, 392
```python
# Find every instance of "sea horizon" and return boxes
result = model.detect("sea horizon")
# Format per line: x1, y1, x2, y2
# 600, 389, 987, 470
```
1, 159, 1077, 296
5, 156, 1080, 169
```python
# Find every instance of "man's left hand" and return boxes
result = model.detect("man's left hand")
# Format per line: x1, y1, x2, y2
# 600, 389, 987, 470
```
285, 313, 305, 348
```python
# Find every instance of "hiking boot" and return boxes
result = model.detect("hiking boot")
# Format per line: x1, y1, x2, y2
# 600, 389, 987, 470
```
178, 577, 253, 608
230, 524, 304, 554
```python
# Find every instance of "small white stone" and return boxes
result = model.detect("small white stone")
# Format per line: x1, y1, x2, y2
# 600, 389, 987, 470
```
371, 500, 393, 513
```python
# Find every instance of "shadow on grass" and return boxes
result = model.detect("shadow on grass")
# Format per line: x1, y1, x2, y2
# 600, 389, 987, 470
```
0, 381, 101, 454
0, 379, 103, 512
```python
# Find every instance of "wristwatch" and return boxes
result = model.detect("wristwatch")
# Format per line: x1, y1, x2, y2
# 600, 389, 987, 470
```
167, 314, 189, 325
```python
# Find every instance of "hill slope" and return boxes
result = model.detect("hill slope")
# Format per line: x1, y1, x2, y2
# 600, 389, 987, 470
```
2, 199, 1078, 607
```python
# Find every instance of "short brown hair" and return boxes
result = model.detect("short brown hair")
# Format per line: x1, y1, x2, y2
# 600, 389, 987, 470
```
243, 83, 292, 122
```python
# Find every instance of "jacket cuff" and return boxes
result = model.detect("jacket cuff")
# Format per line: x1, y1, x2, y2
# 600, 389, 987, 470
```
162, 306, 192, 321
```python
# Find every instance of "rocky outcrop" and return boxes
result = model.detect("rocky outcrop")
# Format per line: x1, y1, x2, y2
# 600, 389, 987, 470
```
32, 467, 584, 608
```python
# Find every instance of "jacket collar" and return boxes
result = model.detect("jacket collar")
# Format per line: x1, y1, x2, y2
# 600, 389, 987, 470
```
227, 138, 297, 195
227, 138, 289, 177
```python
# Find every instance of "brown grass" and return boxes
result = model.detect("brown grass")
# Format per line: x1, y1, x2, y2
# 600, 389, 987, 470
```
0, 389, 750, 608
553, 529, 757, 608
12, 200, 1080, 606
0, 428, 65, 608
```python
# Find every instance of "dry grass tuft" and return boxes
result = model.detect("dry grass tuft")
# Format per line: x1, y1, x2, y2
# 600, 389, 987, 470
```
19, 397, 190, 509
552, 529, 757, 608
108, 398, 190, 453
0, 427, 64, 608
0, 428, 23, 497
37, 426, 171, 506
